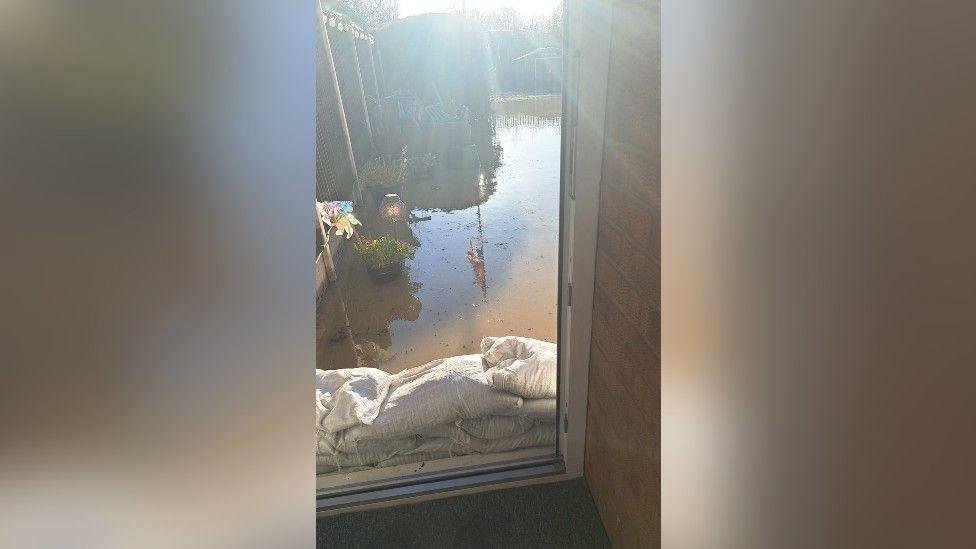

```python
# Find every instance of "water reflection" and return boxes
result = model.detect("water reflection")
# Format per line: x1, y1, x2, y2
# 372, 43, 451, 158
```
401, 167, 494, 213
491, 94, 562, 129
318, 95, 560, 373
466, 237, 487, 298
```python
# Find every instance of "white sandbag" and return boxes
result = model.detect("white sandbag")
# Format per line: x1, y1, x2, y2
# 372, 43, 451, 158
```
315, 390, 328, 426
419, 422, 464, 439
496, 398, 557, 421
374, 452, 454, 469
342, 355, 523, 441
481, 336, 557, 399
316, 429, 339, 457
316, 368, 392, 433
335, 433, 420, 455
329, 449, 399, 469
335, 432, 469, 457
413, 433, 471, 455
520, 398, 557, 420
316, 457, 374, 475
459, 415, 536, 440
316, 457, 337, 475
317, 450, 395, 474
467, 422, 557, 453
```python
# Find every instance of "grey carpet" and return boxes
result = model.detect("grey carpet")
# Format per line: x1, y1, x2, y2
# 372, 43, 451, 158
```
317, 478, 611, 548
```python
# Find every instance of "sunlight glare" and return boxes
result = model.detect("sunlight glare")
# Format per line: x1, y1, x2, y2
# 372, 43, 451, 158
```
398, 0, 561, 20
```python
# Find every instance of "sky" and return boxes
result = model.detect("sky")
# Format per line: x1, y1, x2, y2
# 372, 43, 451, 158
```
398, 0, 561, 20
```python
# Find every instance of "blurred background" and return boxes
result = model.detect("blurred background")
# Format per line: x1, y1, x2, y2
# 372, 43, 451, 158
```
664, 2, 976, 547
0, 2, 315, 547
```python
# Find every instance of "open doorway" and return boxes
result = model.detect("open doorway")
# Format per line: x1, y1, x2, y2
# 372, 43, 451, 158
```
315, 0, 576, 503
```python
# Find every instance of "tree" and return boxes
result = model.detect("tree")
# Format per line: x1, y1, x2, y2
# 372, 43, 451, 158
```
336, 0, 399, 30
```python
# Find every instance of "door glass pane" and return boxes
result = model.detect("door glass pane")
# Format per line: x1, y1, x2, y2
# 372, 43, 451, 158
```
315, 0, 563, 484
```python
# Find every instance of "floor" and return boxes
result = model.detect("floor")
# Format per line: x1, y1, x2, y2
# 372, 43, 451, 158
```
318, 94, 561, 373
316, 478, 611, 548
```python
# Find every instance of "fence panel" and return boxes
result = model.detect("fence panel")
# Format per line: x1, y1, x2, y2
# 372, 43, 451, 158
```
356, 38, 383, 155
329, 27, 373, 168
316, 10, 357, 200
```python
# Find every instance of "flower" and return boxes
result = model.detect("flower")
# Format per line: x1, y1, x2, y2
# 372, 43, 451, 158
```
331, 212, 361, 239
320, 201, 341, 220
320, 201, 362, 239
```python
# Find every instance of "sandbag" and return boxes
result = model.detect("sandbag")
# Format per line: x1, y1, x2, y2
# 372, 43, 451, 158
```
481, 336, 557, 399
316, 368, 392, 433
316, 450, 397, 473
342, 355, 523, 441
336, 432, 471, 456
316, 458, 375, 475
419, 422, 464, 439
316, 460, 336, 475
335, 433, 420, 455
467, 422, 557, 453
413, 434, 471, 454
316, 429, 338, 457
336, 450, 398, 468
374, 452, 454, 469
316, 458, 339, 475
459, 415, 536, 440
496, 398, 557, 421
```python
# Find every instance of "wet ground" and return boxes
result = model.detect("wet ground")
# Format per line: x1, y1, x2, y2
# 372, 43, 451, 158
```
319, 95, 560, 373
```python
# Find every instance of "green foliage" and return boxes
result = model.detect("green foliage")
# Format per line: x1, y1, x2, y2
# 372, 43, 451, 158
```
354, 235, 416, 268
332, 0, 397, 31
359, 157, 406, 188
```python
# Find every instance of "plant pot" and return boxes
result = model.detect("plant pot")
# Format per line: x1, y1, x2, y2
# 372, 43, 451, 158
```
365, 261, 403, 284
369, 184, 403, 204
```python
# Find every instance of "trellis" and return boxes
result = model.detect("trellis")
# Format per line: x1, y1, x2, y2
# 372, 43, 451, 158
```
315, 1, 387, 202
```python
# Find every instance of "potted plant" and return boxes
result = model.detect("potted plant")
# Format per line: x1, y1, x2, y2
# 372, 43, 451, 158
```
359, 157, 406, 203
353, 235, 416, 283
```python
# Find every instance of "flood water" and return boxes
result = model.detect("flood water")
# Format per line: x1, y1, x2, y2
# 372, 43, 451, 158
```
319, 95, 561, 373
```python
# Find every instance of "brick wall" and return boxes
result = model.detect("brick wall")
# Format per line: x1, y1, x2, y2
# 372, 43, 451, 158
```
583, 0, 660, 547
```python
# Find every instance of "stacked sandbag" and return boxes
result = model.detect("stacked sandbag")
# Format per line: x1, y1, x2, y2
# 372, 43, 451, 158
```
340, 354, 523, 441
316, 337, 558, 475
457, 415, 535, 439
481, 336, 557, 399
501, 397, 558, 420
315, 368, 391, 433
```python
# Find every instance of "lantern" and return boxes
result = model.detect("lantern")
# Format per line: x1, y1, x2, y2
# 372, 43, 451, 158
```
379, 194, 406, 224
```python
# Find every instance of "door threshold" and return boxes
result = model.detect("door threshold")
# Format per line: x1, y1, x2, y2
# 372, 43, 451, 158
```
317, 456, 566, 514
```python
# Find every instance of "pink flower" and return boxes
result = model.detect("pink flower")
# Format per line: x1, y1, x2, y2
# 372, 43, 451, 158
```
319, 201, 361, 239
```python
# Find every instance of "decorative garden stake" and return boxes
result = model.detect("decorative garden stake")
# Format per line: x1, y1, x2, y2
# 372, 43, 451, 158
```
320, 201, 361, 239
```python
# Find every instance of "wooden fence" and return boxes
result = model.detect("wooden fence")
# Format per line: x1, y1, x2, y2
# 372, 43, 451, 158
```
316, 1, 386, 202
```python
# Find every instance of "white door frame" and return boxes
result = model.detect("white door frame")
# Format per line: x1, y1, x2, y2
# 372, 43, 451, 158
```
558, 0, 612, 477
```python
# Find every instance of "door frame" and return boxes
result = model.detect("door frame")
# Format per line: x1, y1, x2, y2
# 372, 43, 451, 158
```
557, 0, 611, 477
316, 0, 611, 513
